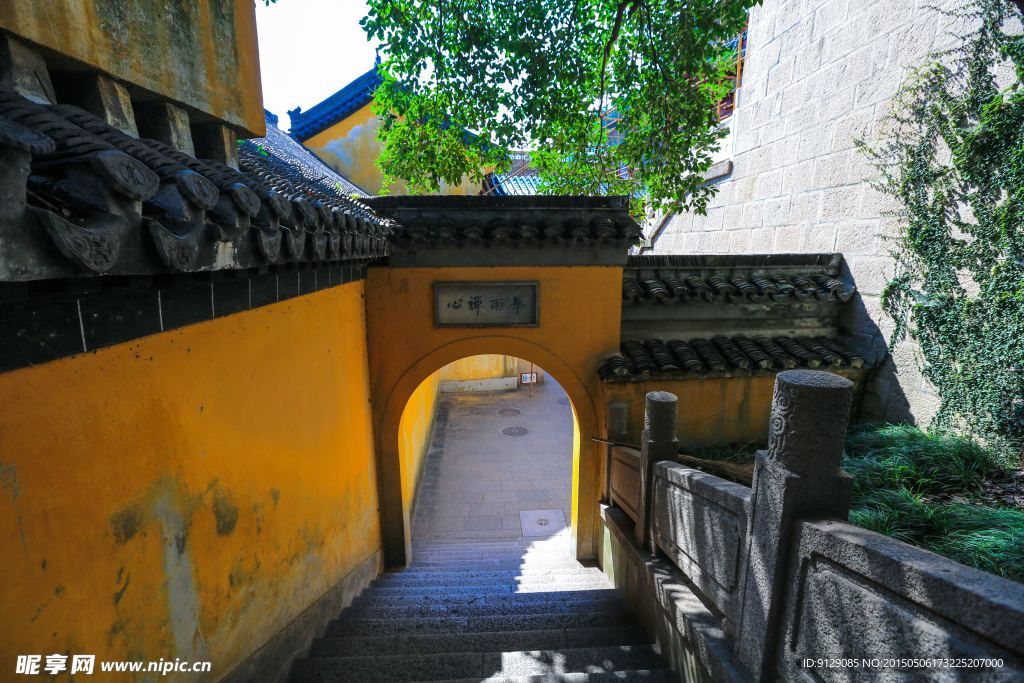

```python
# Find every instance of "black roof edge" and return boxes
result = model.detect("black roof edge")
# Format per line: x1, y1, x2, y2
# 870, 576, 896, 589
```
625, 253, 842, 269
367, 195, 631, 211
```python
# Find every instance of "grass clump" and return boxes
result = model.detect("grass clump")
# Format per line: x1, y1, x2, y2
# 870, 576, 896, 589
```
844, 424, 1024, 583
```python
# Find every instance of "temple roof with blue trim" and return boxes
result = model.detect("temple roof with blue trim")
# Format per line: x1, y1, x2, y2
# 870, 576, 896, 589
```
288, 65, 382, 142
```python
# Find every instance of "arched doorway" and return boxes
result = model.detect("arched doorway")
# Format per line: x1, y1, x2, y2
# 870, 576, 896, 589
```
375, 336, 602, 567
401, 355, 576, 546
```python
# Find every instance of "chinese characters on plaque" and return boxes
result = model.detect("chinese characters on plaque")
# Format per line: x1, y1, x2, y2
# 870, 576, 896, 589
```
435, 282, 539, 327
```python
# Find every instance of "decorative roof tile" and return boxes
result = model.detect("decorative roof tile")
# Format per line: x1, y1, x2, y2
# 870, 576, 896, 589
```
599, 335, 865, 381
0, 92, 390, 282
484, 172, 541, 196
622, 255, 856, 306
288, 66, 382, 141
368, 194, 642, 266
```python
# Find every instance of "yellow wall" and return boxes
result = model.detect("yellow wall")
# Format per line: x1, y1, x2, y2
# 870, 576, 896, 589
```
398, 370, 442, 522
0, 283, 379, 679
0, 0, 264, 137
439, 354, 517, 382
601, 370, 866, 449
302, 102, 482, 196
365, 266, 623, 566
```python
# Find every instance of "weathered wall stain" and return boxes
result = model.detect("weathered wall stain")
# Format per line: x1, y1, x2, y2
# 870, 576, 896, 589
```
0, 461, 28, 555
0, 282, 382, 680
110, 500, 145, 545
212, 489, 238, 536
153, 488, 209, 668
113, 571, 130, 606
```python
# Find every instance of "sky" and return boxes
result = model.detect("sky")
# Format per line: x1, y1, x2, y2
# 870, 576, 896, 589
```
255, 0, 380, 131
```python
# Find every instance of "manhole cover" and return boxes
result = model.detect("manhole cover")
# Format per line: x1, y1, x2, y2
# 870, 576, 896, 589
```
501, 426, 528, 437
536, 519, 549, 526
498, 408, 522, 417
557, 398, 570, 405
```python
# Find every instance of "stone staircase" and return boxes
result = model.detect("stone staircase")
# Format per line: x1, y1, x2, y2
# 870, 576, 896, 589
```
288, 537, 678, 682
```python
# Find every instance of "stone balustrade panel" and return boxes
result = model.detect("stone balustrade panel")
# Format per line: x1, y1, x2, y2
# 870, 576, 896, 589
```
651, 461, 752, 627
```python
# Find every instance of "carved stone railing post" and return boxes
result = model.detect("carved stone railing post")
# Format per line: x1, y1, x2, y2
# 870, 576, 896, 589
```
604, 401, 628, 503
736, 370, 854, 682
635, 391, 678, 550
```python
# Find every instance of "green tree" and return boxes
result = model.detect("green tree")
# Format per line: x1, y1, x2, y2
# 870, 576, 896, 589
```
361, 0, 756, 214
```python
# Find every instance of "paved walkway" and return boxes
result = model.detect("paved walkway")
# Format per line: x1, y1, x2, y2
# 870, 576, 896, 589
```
411, 377, 574, 541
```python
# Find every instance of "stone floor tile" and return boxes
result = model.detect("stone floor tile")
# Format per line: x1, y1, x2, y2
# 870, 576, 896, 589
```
411, 377, 574, 540
462, 515, 501, 531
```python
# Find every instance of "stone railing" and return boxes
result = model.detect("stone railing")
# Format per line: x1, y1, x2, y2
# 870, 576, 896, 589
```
606, 371, 1024, 682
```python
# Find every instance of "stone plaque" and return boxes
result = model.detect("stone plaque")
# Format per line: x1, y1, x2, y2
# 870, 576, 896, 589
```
435, 281, 539, 327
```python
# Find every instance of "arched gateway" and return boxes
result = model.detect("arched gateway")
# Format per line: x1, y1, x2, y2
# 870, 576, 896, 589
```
364, 195, 640, 567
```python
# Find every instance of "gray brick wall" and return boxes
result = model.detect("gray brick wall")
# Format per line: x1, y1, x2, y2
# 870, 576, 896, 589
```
647, 0, 958, 424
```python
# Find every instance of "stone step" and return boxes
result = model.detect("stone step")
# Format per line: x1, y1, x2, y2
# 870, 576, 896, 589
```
370, 581, 610, 593
374, 581, 613, 595
411, 541, 565, 551
404, 561, 584, 572
355, 588, 620, 607
326, 610, 638, 637
337, 597, 628, 621
362, 585, 610, 602
410, 673, 678, 683
409, 553, 574, 564
410, 545, 572, 554
399, 561, 589, 573
410, 543, 568, 552
309, 625, 651, 658
288, 645, 667, 683
374, 569, 606, 587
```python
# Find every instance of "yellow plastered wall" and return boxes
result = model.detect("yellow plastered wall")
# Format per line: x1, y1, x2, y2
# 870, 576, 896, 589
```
600, 370, 864, 449
0, 283, 379, 679
438, 354, 518, 382
302, 102, 482, 196
398, 370, 442, 522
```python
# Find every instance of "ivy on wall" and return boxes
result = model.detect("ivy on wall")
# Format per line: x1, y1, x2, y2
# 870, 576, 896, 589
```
860, 0, 1024, 455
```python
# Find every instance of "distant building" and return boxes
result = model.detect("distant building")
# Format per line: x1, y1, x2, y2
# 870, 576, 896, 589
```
288, 65, 483, 196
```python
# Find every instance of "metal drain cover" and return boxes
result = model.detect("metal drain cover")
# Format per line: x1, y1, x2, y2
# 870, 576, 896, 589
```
557, 398, 570, 405
498, 408, 522, 417
520, 509, 567, 537
501, 426, 528, 437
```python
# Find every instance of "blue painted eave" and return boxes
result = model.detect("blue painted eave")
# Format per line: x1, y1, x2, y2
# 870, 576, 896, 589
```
288, 66, 382, 142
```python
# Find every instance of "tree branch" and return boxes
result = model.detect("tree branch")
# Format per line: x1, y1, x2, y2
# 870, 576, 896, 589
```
596, 0, 642, 183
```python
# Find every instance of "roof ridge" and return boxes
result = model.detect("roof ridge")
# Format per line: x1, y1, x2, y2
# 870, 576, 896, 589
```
288, 66, 382, 141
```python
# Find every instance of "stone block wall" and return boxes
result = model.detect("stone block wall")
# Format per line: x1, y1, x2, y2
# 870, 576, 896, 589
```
647, 0, 960, 424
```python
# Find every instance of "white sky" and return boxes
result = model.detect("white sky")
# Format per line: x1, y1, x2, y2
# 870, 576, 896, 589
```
255, 0, 380, 131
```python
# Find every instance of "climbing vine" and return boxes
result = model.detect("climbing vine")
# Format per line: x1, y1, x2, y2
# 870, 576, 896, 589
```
861, 0, 1024, 455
